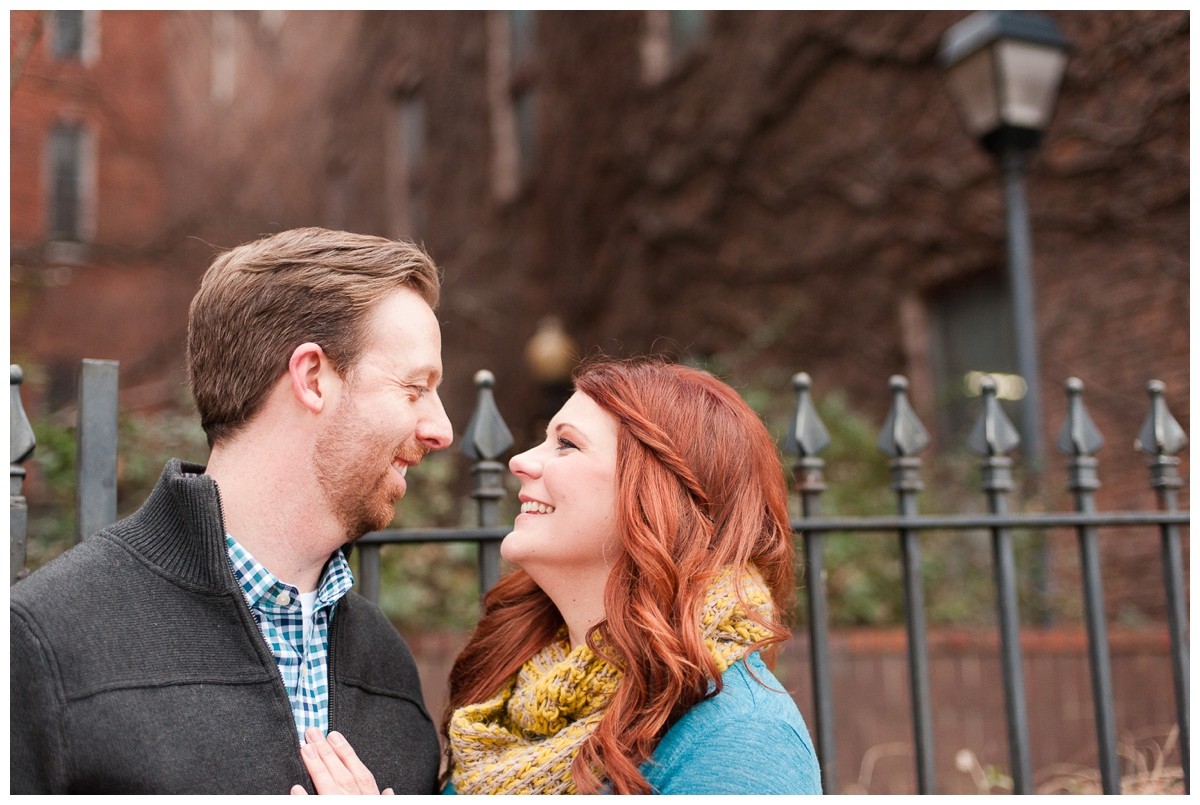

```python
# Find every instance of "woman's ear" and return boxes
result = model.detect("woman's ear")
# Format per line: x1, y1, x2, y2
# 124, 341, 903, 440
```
288, 342, 336, 414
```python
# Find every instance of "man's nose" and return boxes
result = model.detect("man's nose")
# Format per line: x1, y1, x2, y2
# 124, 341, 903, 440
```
417, 393, 453, 451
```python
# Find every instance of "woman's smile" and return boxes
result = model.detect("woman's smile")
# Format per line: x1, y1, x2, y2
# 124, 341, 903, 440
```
519, 498, 556, 515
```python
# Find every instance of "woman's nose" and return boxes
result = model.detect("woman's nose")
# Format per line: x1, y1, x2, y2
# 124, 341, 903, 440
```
508, 446, 541, 478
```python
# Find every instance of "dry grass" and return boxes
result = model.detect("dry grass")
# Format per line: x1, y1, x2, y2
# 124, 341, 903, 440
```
1032, 726, 1184, 795
845, 726, 1185, 794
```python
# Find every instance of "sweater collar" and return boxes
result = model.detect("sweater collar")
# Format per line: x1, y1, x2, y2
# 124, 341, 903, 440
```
118, 458, 237, 592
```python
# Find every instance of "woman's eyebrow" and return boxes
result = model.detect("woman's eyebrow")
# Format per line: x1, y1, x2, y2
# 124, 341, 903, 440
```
551, 421, 584, 440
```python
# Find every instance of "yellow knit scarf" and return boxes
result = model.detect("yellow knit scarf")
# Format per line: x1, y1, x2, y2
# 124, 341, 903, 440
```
447, 566, 776, 795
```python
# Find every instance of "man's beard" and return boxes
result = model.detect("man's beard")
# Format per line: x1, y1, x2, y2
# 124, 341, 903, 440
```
314, 398, 428, 541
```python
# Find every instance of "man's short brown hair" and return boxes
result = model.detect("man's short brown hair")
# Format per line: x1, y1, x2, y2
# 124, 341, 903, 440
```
186, 227, 441, 446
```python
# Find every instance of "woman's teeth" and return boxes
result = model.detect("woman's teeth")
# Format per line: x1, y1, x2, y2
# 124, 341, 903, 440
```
521, 501, 555, 514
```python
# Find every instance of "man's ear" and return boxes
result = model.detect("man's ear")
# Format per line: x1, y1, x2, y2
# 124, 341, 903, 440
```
288, 342, 338, 414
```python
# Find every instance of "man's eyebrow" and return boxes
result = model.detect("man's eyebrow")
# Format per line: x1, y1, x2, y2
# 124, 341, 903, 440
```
409, 364, 442, 385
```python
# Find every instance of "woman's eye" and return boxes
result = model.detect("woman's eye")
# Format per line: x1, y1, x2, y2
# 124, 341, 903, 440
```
556, 437, 578, 451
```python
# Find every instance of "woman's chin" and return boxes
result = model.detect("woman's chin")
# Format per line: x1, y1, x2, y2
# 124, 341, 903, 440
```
500, 529, 549, 571
498, 531, 525, 566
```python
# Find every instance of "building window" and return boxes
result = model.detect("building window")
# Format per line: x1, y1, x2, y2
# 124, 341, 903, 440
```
46, 122, 93, 243
324, 162, 351, 231
513, 88, 537, 180
45, 360, 81, 413
670, 10, 709, 56
508, 9, 536, 64
488, 10, 538, 202
52, 11, 83, 58
928, 272, 1021, 444
211, 11, 237, 104
642, 10, 710, 84
49, 10, 99, 64
386, 93, 427, 240
259, 9, 286, 35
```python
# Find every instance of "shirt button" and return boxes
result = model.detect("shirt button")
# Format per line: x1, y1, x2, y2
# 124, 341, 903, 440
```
275, 591, 291, 606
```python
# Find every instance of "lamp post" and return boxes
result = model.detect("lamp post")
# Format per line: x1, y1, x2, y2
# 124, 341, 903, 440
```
939, 11, 1070, 476
524, 315, 578, 425
939, 13, 1071, 790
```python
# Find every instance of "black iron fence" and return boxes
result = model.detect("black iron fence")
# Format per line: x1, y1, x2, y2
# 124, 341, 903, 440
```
9, 361, 1189, 795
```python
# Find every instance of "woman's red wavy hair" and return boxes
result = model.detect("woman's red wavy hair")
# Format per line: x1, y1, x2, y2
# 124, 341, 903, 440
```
442, 357, 796, 794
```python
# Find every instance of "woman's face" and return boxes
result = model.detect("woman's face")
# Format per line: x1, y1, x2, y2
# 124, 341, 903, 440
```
502, 391, 621, 581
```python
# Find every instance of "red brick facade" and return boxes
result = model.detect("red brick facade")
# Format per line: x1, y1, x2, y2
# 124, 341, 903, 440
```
11, 10, 188, 409
9, 11, 1189, 622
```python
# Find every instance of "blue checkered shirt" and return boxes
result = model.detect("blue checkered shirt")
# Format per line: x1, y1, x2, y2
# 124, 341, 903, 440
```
225, 535, 354, 744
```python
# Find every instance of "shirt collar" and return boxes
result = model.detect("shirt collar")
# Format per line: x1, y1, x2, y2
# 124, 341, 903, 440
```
225, 534, 355, 611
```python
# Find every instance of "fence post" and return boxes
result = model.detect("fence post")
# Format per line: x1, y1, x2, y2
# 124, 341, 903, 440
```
1057, 377, 1120, 793
75, 359, 119, 543
11, 365, 37, 585
357, 543, 382, 605
786, 372, 837, 794
877, 375, 935, 793
461, 370, 513, 597
967, 375, 1032, 792
1136, 379, 1189, 792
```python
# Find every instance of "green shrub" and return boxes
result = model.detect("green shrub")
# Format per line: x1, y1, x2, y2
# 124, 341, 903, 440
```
25, 410, 210, 570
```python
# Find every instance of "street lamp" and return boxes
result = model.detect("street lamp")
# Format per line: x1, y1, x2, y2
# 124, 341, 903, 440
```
939, 10, 1070, 474
524, 315, 578, 424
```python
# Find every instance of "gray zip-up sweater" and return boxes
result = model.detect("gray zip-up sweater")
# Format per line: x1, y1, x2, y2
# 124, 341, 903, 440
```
10, 459, 440, 794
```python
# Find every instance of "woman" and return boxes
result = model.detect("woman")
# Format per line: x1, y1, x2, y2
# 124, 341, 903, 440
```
295, 358, 821, 795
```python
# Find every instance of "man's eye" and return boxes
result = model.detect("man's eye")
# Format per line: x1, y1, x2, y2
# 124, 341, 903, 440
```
408, 385, 430, 398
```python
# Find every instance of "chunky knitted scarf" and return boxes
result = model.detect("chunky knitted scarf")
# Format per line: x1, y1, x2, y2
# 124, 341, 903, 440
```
447, 566, 776, 794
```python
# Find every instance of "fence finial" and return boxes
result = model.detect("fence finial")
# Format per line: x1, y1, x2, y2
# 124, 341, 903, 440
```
968, 375, 1021, 457
1136, 380, 1187, 457
11, 364, 35, 585
461, 370, 514, 462
786, 372, 830, 457
462, 370, 511, 596
1056, 377, 1104, 457
10, 365, 36, 466
878, 375, 929, 458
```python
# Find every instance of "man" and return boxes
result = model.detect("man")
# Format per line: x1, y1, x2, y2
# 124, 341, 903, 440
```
11, 228, 453, 793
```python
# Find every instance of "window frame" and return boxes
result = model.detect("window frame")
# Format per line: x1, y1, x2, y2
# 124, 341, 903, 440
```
44, 121, 96, 245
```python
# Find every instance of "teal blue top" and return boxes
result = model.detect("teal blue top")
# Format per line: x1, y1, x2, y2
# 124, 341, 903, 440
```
641, 651, 821, 794
444, 651, 822, 795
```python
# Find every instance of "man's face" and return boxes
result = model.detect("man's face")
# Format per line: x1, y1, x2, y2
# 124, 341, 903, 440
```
314, 288, 453, 540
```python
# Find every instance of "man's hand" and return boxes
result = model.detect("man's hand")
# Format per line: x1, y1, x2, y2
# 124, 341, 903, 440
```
290, 728, 394, 795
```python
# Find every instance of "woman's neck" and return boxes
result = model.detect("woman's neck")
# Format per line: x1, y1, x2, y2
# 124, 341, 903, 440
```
528, 568, 608, 649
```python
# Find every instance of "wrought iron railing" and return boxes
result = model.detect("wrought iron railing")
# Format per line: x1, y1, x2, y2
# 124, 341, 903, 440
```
784, 372, 1189, 794
10, 361, 1189, 794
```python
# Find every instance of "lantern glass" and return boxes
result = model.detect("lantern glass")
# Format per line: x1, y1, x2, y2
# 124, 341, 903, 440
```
943, 46, 999, 138
944, 37, 1068, 141
995, 40, 1068, 130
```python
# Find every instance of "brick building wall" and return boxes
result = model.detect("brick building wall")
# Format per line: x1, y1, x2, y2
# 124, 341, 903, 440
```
10, 10, 187, 410
10, 11, 1188, 622
296, 10, 1191, 622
